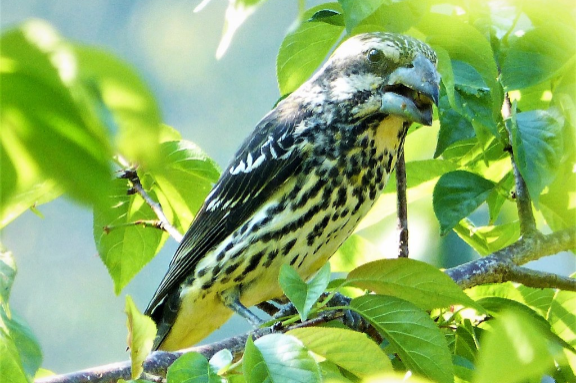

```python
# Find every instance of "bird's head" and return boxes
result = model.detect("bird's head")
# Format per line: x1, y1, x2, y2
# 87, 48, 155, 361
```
304, 32, 440, 126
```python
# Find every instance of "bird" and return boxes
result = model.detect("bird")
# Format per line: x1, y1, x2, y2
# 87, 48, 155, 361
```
145, 32, 440, 351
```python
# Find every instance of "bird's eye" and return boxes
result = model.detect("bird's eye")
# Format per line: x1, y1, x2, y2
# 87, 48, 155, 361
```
367, 49, 384, 63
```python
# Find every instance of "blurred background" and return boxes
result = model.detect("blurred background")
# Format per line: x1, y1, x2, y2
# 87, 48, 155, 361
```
1, 0, 574, 375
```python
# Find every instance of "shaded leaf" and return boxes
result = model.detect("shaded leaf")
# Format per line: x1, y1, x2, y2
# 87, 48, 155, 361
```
351, 295, 453, 383
501, 23, 576, 91
433, 171, 495, 235
509, 108, 564, 204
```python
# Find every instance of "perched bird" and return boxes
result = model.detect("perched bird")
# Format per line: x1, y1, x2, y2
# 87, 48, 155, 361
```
145, 32, 440, 351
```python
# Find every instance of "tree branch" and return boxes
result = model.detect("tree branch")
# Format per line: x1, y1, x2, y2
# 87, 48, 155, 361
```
34, 311, 346, 383
445, 227, 576, 290
395, 151, 409, 258
120, 169, 183, 243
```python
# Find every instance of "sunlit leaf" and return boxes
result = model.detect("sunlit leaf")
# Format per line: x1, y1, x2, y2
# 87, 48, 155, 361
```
279, 263, 331, 322
148, 140, 220, 233
331, 234, 386, 272
167, 352, 222, 383
74, 45, 163, 167
277, 3, 344, 96
125, 295, 156, 380
288, 327, 393, 377
474, 309, 556, 383
346, 258, 481, 311
243, 334, 321, 383
1, 312, 43, 380
1, 21, 113, 210
94, 178, 169, 294
453, 219, 520, 256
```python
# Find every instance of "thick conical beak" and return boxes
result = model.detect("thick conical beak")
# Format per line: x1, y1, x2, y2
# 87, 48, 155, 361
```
380, 53, 440, 126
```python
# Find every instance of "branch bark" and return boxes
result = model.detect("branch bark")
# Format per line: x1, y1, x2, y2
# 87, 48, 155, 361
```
445, 227, 576, 290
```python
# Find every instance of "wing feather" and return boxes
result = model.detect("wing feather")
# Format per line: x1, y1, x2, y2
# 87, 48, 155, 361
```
145, 107, 306, 316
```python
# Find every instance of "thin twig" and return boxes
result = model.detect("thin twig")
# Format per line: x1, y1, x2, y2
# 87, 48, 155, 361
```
120, 169, 183, 243
502, 94, 538, 236
396, 151, 409, 258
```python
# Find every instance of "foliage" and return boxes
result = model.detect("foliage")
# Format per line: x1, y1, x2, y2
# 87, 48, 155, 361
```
1, 0, 575, 383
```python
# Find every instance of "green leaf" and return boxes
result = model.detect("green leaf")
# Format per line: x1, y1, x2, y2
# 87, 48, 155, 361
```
346, 259, 481, 311
477, 296, 574, 352
352, 0, 429, 34
435, 92, 475, 158
501, 23, 576, 91
308, 9, 344, 26
148, 140, 220, 233
337, 0, 388, 32
360, 159, 458, 230
94, 178, 169, 294
288, 327, 393, 377
540, 154, 576, 230
474, 309, 556, 383
277, 3, 344, 96
74, 45, 163, 167
452, 219, 520, 256
243, 334, 321, 383
1, 311, 43, 380
279, 263, 331, 322
0, 180, 62, 229
0, 249, 17, 304
167, 352, 222, 383
417, 12, 501, 124
517, 285, 554, 318
548, 288, 576, 349
0, 251, 43, 382
0, 328, 28, 383
350, 295, 453, 383
509, 108, 564, 204
433, 170, 495, 235
1, 21, 113, 209
125, 295, 156, 380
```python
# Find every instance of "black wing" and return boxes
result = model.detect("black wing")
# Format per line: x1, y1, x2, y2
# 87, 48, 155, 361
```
144, 106, 307, 317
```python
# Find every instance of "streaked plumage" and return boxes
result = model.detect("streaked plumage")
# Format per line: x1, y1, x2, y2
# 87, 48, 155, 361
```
145, 32, 440, 351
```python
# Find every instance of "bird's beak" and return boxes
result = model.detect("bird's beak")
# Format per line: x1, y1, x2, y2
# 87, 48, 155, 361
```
380, 54, 440, 126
